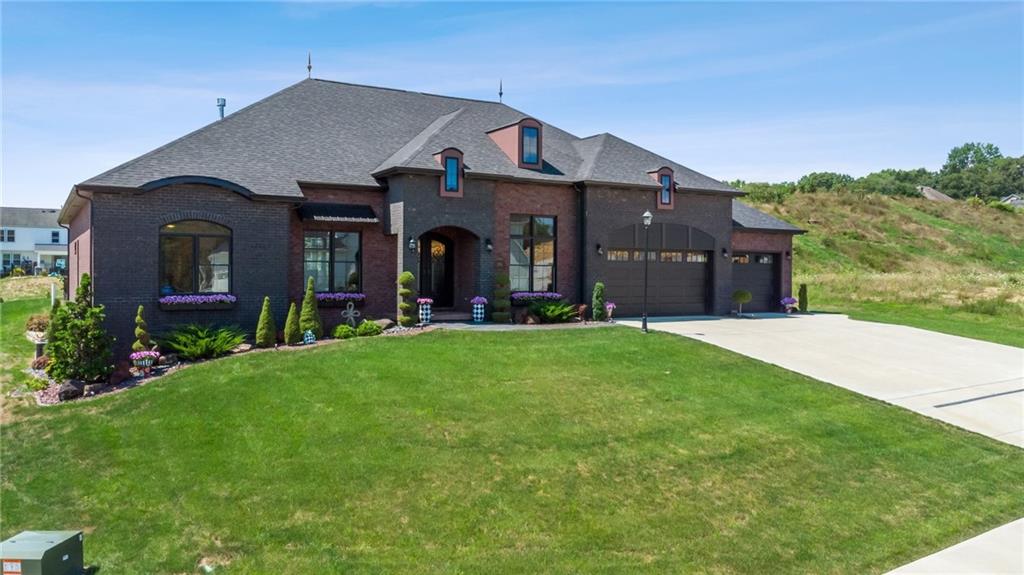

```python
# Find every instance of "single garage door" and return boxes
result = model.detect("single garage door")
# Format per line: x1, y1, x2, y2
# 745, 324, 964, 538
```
732, 252, 779, 312
601, 222, 715, 316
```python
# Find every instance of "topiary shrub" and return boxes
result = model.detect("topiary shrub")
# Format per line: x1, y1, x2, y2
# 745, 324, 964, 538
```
45, 273, 113, 382
356, 319, 384, 337
732, 289, 753, 316
332, 324, 357, 339
591, 282, 606, 321
255, 296, 277, 348
492, 271, 511, 323
397, 271, 417, 327
132, 305, 153, 352
284, 302, 301, 345
299, 277, 323, 338
798, 283, 808, 313
25, 313, 49, 332
159, 324, 246, 361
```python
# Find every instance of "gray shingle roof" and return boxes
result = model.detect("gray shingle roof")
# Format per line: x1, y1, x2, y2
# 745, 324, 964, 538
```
731, 200, 804, 233
1, 207, 61, 228
80, 78, 741, 198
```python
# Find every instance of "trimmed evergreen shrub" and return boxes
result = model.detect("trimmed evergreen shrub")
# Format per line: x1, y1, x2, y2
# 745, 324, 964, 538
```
356, 320, 384, 337
299, 277, 323, 338
45, 273, 113, 382
798, 283, 808, 313
397, 271, 417, 327
255, 296, 277, 348
159, 324, 246, 361
132, 305, 153, 352
732, 289, 753, 315
284, 302, 301, 345
332, 324, 357, 339
591, 282, 606, 321
492, 272, 511, 323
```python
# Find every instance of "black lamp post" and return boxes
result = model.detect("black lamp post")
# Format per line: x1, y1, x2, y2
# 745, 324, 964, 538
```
641, 210, 653, 333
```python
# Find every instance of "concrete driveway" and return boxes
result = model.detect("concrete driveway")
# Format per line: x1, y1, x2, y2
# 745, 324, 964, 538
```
620, 313, 1024, 446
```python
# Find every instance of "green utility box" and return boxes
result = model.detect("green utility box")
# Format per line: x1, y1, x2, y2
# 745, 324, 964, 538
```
0, 531, 83, 575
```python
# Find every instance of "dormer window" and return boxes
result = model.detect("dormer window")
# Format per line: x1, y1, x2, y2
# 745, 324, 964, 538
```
652, 167, 675, 210
522, 126, 539, 164
435, 148, 463, 197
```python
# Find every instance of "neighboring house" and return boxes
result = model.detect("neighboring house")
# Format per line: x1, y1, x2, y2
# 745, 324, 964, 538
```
1001, 194, 1024, 208
916, 185, 954, 203
0, 207, 67, 276
59, 78, 802, 352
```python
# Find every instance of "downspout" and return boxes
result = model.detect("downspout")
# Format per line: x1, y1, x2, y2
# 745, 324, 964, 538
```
574, 181, 587, 304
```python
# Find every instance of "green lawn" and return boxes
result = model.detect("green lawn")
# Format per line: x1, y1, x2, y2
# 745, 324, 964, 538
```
2, 322, 1022, 573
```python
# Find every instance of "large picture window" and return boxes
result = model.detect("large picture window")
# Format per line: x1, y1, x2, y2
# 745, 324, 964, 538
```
159, 220, 231, 294
304, 231, 361, 292
509, 214, 555, 292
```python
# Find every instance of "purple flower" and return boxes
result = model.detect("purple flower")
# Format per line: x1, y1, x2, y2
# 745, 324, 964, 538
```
159, 294, 236, 305
605, 301, 617, 311
510, 291, 563, 303
417, 297, 434, 305
781, 296, 798, 306
129, 350, 160, 361
315, 292, 366, 302
471, 296, 488, 305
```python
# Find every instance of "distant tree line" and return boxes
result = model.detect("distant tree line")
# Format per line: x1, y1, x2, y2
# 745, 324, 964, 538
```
730, 142, 1023, 203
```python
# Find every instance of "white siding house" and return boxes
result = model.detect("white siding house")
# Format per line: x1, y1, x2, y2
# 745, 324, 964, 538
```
0, 207, 67, 275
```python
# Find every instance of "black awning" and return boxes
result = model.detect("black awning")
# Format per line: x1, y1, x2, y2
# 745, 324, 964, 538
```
298, 203, 379, 223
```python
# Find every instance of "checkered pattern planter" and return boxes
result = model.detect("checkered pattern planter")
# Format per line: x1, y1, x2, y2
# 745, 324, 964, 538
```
472, 303, 486, 323
303, 330, 316, 345
419, 303, 432, 324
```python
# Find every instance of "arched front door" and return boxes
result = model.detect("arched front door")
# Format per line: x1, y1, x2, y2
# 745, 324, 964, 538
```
419, 232, 454, 307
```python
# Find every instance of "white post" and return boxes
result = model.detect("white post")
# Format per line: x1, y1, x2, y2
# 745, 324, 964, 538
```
51, 281, 57, 307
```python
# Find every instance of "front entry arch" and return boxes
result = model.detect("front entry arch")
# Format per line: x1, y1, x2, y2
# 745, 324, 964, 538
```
419, 232, 455, 307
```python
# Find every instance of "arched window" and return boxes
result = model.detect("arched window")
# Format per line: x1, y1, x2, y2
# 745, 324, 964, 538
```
159, 220, 231, 295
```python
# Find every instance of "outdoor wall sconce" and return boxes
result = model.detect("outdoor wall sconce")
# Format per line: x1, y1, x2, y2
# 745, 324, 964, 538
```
485, 238, 493, 252
721, 247, 729, 259
407, 236, 416, 251
785, 250, 792, 260
596, 243, 604, 255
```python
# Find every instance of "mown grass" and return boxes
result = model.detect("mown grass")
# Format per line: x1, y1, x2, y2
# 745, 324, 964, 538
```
2, 328, 1022, 573
751, 193, 1024, 346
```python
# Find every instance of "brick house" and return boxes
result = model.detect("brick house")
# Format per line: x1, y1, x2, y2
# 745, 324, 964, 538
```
58, 78, 801, 352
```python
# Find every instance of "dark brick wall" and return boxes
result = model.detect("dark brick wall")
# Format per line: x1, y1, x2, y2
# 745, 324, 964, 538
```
90, 184, 292, 358
585, 186, 735, 315
492, 180, 579, 301
67, 198, 92, 297
731, 230, 795, 300
290, 187, 396, 329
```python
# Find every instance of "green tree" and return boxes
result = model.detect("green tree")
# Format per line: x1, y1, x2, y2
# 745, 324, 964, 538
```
729, 180, 797, 203
796, 172, 854, 194
255, 296, 277, 348
283, 302, 301, 345
591, 282, 606, 321
732, 289, 753, 316
942, 142, 1002, 175
131, 305, 153, 352
46, 273, 113, 382
299, 277, 323, 338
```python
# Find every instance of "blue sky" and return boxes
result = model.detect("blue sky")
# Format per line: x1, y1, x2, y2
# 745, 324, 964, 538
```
3, 2, 1021, 208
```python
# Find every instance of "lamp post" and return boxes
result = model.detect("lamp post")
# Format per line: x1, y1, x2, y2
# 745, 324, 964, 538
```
641, 210, 653, 333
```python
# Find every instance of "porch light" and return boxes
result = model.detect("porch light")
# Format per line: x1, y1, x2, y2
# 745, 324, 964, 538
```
721, 247, 729, 259
596, 243, 604, 255
641, 210, 653, 229
785, 250, 792, 260
408, 236, 416, 251
485, 238, 493, 252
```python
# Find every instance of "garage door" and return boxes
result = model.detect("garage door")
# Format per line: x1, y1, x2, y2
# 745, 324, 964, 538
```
601, 222, 715, 317
732, 252, 779, 312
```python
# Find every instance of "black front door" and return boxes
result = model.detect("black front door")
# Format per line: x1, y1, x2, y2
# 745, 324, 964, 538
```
419, 233, 454, 307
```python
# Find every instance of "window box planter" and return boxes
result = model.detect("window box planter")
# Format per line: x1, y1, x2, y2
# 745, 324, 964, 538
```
158, 294, 237, 311
510, 292, 563, 306
315, 293, 366, 308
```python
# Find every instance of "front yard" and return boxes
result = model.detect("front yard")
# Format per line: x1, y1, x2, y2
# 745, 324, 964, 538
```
1, 304, 1021, 573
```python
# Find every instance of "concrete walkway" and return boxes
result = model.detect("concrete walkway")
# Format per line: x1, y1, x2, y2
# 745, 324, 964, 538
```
619, 313, 1023, 574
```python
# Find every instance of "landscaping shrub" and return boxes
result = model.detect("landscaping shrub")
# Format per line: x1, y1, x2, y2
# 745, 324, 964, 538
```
798, 283, 809, 313
988, 200, 1016, 213
332, 324, 357, 339
398, 271, 417, 327
591, 282, 606, 321
356, 320, 384, 337
732, 289, 753, 315
299, 277, 323, 338
159, 324, 246, 361
284, 302, 301, 345
11, 267, 25, 277
965, 195, 985, 208
529, 301, 578, 323
45, 273, 113, 382
25, 313, 49, 332
132, 305, 153, 352
492, 272, 511, 323
255, 296, 277, 348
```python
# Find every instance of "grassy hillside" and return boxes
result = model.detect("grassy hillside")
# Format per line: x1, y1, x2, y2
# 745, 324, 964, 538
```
747, 193, 1024, 346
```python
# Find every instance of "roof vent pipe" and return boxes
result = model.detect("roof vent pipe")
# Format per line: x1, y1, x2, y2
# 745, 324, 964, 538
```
217, 98, 226, 119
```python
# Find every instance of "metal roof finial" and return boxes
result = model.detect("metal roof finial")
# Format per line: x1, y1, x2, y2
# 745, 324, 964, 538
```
307, 51, 312, 79
498, 79, 503, 103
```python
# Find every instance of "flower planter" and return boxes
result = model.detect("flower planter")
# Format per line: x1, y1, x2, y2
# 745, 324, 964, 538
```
159, 301, 235, 312
472, 303, 486, 323
132, 357, 155, 369
159, 294, 236, 311
316, 293, 367, 308
419, 303, 432, 324
510, 292, 563, 306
